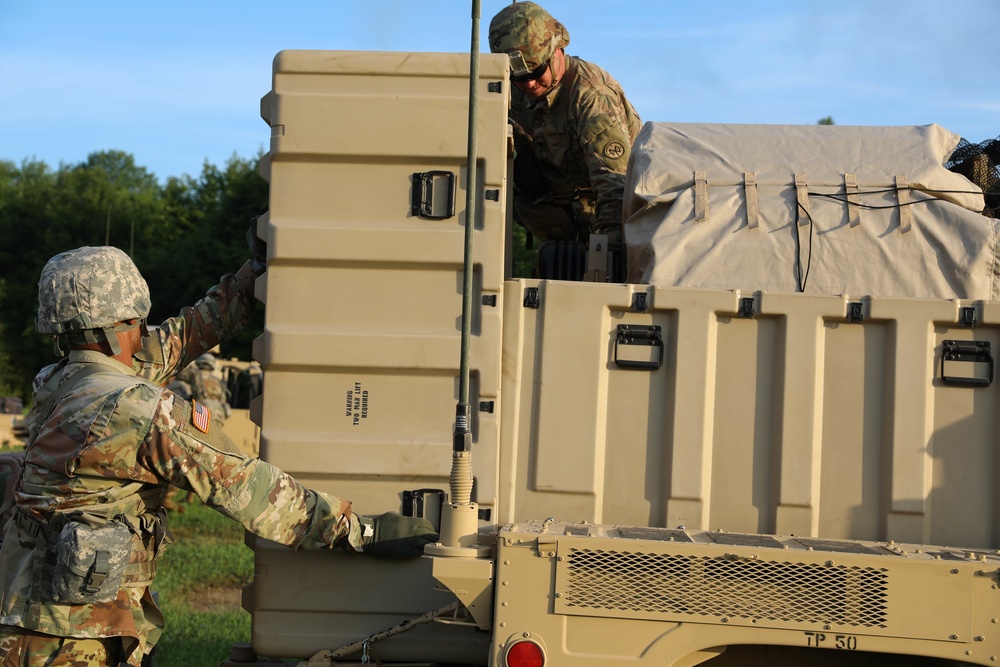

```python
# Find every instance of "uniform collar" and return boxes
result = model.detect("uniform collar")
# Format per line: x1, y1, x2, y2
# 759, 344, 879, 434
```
67, 349, 138, 376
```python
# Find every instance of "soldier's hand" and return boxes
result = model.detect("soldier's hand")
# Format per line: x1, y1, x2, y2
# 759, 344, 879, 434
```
362, 513, 438, 558
246, 215, 267, 274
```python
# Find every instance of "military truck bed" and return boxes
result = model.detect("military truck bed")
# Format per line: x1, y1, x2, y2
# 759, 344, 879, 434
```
248, 49, 1000, 663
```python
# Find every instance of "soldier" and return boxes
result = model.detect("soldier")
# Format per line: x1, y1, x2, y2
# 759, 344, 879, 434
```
0, 241, 437, 666
489, 1, 641, 245
182, 352, 231, 425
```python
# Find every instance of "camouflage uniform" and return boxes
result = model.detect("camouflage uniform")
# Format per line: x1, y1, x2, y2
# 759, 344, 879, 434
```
178, 354, 231, 424
0, 254, 363, 666
191, 368, 230, 423
490, 1, 641, 243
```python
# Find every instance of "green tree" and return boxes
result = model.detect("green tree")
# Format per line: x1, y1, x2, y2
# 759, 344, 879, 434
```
152, 153, 267, 360
0, 158, 63, 397
511, 222, 537, 278
818, 116, 835, 125
0, 150, 267, 398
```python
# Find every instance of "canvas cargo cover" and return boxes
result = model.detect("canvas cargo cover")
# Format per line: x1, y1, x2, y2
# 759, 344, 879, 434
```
623, 122, 997, 299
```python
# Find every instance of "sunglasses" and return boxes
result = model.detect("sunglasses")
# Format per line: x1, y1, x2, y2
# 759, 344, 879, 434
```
510, 60, 550, 83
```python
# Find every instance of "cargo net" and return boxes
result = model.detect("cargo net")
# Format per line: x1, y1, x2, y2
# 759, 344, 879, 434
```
947, 135, 1000, 218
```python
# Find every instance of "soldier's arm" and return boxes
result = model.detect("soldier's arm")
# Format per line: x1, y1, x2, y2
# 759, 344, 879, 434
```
139, 391, 364, 552
136, 260, 261, 386
575, 89, 635, 241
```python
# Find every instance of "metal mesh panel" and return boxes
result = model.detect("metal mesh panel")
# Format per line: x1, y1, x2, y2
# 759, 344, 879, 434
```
563, 548, 888, 628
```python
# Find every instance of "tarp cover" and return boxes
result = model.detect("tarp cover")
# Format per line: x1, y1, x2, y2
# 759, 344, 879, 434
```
623, 122, 997, 299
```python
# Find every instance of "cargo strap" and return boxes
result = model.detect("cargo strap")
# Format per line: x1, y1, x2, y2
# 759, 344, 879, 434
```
844, 173, 862, 228
794, 173, 811, 225
896, 174, 912, 233
744, 172, 759, 229
310, 601, 461, 665
87, 552, 111, 593
694, 171, 709, 222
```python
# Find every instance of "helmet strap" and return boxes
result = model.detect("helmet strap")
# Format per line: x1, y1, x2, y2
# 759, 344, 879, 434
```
102, 326, 122, 356
62, 319, 145, 357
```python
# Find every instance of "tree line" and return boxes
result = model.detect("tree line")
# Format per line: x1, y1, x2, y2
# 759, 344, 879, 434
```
0, 150, 268, 400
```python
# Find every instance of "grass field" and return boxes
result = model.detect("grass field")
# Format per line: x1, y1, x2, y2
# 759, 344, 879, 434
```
153, 496, 256, 666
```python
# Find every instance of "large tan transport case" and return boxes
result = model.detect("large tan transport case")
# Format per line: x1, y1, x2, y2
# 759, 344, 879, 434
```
250, 50, 509, 662
251, 51, 1000, 663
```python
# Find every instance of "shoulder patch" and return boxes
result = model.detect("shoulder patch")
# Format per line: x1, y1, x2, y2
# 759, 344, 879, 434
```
191, 400, 211, 433
604, 141, 626, 160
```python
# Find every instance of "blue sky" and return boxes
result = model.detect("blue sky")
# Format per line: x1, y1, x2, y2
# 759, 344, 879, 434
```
2, 0, 998, 181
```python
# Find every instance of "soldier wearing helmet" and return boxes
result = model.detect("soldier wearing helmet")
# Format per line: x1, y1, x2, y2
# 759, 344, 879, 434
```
0, 240, 437, 666
195, 352, 218, 371
180, 351, 232, 424
489, 1, 641, 247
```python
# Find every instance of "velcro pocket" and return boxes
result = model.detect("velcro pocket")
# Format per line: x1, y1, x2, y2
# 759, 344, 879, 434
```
50, 520, 133, 604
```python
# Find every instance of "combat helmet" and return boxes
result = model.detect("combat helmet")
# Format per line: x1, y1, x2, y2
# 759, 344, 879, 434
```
195, 353, 218, 371
36, 246, 151, 356
488, 1, 570, 76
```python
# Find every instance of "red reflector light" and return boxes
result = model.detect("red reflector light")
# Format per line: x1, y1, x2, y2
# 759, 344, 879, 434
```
506, 640, 544, 667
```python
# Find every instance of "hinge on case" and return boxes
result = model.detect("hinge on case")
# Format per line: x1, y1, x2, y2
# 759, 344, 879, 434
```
536, 535, 557, 558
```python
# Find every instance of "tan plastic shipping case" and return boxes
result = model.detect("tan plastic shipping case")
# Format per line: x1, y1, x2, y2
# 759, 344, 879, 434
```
249, 50, 508, 661
250, 50, 1000, 663
499, 282, 1000, 548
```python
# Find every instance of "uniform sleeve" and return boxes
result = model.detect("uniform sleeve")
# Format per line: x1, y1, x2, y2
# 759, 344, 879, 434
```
136, 260, 261, 386
574, 87, 636, 240
139, 392, 363, 553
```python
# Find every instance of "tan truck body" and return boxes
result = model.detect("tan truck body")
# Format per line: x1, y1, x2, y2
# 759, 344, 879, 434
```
240, 50, 1000, 666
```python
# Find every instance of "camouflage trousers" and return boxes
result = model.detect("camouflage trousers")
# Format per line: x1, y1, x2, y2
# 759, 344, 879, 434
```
0, 626, 124, 666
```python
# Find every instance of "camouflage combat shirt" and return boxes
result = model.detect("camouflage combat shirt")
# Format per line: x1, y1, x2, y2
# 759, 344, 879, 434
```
0, 260, 362, 665
510, 54, 642, 234
178, 367, 230, 422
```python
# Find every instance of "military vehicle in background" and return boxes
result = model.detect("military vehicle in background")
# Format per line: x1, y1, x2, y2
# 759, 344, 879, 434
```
223, 26, 1000, 667
217, 357, 263, 458
168, 351, 262, 458
0, 397, 25, 449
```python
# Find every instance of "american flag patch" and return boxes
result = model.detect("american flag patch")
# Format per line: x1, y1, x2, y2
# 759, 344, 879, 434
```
191, 400, 211, 433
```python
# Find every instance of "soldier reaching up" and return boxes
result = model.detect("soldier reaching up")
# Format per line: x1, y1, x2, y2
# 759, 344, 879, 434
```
0, 239, 436, 666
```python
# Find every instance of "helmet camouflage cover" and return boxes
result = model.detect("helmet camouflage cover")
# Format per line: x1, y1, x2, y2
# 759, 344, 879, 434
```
489, 1, 570, 74
196, 353, 218, 370
36, 246, 151, 335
